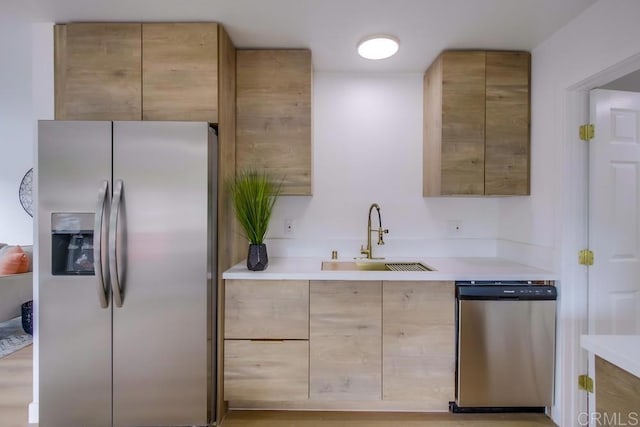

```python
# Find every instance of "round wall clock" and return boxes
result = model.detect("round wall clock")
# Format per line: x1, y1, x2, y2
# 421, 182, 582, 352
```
19, 168, 33, 217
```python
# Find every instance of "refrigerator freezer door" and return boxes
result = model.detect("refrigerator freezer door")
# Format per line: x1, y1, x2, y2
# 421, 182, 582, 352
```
111, 122, 210, 426
38, 121, 113, 427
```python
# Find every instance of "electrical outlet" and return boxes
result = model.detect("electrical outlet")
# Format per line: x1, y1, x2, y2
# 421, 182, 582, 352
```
447, 220, 464, 236
284, 218, 295, 236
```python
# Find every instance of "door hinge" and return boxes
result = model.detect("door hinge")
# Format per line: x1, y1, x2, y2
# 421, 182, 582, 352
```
579, 124, 595, 141
578, 374, 594, 393
579, 249, 594, 266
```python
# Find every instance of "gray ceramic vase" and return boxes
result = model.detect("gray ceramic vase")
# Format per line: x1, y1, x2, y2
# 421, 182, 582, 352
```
247, 243, 268, 271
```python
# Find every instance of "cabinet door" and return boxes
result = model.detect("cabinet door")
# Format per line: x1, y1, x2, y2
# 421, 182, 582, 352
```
441, 51, 486, 195
55, 23, 142, 120
236, 50, 312, 195
383, 281, 454, 408
224, 340, 309, 401
225, 280, 309, 339
142, 23, 219, 122
485, 52, 530, 195
595, 356, 640, 422
309, 281, 382, 400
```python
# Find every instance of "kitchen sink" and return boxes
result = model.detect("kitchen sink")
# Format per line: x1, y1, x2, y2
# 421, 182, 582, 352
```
321, 261, 434, 272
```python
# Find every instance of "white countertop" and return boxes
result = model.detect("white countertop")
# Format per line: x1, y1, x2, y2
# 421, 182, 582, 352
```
222, 256, 557, 281
581, 335, 640, 378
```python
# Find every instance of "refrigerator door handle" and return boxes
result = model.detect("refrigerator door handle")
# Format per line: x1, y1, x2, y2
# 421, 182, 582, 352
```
109, 179, 125, 308
94, 180, 110, 309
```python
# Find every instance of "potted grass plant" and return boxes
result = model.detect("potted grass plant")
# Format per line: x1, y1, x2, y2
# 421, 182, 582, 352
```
230, 169, 281, 271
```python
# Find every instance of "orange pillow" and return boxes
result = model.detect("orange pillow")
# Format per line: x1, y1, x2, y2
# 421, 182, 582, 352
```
0, 245, 29, 275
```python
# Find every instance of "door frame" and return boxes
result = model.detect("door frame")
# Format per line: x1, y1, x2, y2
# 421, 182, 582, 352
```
558, 52, 640, 426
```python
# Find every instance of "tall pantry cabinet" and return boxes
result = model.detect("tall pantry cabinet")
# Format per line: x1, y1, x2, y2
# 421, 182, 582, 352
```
52, 21, 237, 425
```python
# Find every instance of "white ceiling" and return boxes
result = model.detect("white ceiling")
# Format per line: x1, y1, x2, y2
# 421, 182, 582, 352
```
9, 0, 598, 72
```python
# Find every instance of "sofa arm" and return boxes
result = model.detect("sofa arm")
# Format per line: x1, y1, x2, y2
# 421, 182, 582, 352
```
0, 272, 33, 322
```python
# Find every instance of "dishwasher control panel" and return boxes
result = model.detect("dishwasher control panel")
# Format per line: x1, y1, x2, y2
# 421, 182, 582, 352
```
456, 284, 557, 300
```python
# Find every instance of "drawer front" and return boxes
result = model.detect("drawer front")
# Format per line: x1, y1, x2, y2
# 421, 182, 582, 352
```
224, 340, 309, 401
225, 280, 309, 339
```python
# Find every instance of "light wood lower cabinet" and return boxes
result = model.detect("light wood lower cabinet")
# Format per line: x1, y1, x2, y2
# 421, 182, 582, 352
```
595, 356, 640, 426
224, 279, 455, 409
309, 281, 382, 401
224, 340, 309, 401
224, 280, 310, 402
225, 279, 309, 339
382, 281, 455, 409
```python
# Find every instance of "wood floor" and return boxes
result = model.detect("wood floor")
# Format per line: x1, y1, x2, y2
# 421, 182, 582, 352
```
0, 348, 556, 427
0, 344, 32, 427
221, 410, 557, 426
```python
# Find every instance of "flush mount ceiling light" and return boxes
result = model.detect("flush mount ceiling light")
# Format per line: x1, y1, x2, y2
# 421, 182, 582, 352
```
357, 35, 399, 60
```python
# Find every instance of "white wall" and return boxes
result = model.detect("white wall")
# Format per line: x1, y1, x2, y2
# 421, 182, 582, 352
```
498, 0, 640, 269
268, 72, 501, 258
0, 20, 35, 245
497, 1, 640, 425
29, 22, 55, 424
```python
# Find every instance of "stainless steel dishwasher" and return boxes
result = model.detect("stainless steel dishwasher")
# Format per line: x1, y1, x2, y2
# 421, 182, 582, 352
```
452, 282, 557, 412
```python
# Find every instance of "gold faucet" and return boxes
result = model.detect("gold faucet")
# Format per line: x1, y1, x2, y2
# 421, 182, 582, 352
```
360, 203, 389, 259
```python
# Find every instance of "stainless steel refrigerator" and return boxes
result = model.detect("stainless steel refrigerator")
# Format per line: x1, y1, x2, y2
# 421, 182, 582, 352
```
37, 121, 217, 427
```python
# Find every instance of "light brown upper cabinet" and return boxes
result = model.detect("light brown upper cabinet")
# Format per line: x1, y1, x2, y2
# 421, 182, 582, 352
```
423, 50, 530, 196
55, 22, 224, 123
55, 23, 143, 120
236, 50, 312, 195
142, 23, 218, 121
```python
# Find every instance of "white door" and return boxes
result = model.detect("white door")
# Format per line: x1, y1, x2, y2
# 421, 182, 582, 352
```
588, 88, 640, 427
589, 89, 640, 336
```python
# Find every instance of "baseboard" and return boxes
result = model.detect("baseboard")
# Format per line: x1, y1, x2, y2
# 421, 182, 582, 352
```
28, 401, 38, 424
229, 400, 449, 412
449, 401, 545, 413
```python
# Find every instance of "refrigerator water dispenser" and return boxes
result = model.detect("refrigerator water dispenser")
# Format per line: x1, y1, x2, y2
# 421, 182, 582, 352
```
51, 212, 95, 275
